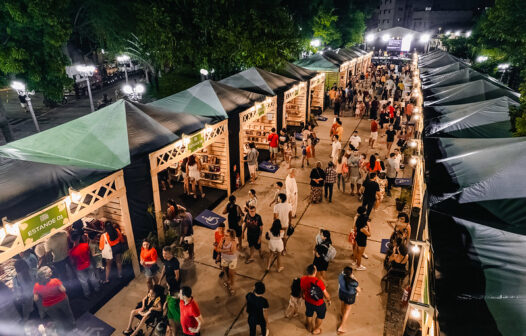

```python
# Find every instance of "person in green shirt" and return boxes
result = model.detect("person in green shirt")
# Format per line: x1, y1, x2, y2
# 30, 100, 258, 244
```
164, 289, 181, 336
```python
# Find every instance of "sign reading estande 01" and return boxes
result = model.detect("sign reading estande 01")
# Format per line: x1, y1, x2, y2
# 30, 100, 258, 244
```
18, 202, 70, 246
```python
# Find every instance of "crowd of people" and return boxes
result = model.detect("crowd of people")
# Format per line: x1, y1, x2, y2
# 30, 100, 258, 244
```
1, 60, 416, 336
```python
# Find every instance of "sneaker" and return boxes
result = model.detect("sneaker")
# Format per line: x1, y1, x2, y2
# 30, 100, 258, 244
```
363, 253, 369, 259
356, 265, 367, 271
350, 260, 357, 266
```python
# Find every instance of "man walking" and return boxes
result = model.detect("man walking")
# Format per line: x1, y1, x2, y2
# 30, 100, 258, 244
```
180, 286, 204, 336
300, 264, 331, 335
386, 153, 400, 197
267, 128, 279, 165
246, 281, 269, 336
324, 162, 337, 202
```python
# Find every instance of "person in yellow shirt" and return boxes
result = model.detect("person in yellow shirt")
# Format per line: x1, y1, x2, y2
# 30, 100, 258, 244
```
328, 87, 337, 108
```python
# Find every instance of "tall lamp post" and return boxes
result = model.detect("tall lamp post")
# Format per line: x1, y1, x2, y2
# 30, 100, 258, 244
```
11, 81, 40, 132
122, 84, 145, 102
76, 65, 96, 112
117, 55, 131, 85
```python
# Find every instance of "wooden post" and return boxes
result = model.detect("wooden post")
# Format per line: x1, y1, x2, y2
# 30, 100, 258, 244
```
150, 158, 165, 244
225, 126, 232, 195
238, 117, 245, 187
116, 175, 140, 277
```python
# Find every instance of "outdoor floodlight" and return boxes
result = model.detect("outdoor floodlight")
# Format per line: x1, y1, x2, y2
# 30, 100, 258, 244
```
409, 157, 418, 166
117, 55, 131, 63
411, 245, 420, 253
409, 141, 417, 148
11, 81, 26, 91
419, 34, 431, 43
135, 84, 145, 94
498, 63, 510, 70
476, 55, 489, 63
365, 33, 375, 42
466, 31, 472, 37
382, 34, 390, 42
200, 69, 209, 76
455, 30, 461, 36
404, 34, 414, 41
122, 85, 133, 95
310, 39, 321, 47
76, 65, 96, 75
445, 30, 451, 36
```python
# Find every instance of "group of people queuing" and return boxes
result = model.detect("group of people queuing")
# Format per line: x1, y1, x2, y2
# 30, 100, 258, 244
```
1, 220, 128, 334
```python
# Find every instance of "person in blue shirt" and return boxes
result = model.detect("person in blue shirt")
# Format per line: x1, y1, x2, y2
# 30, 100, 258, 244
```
337, 266, 361, 334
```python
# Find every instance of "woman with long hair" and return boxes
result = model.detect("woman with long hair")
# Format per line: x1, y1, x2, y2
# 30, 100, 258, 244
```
123, 284, 165, 336
99, 221, 124, 283
309, 161, 325, 204
13, 258, 36, 320
365, 154, 381, 173
266, 219, 284, 272
337, 267, 361, 334
140, 239, 159, 290
186, 154, 205, 199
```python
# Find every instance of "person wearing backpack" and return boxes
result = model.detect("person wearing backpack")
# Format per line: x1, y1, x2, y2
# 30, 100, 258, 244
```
300, 264, 331, 335
337, 267, 361, 334
313, 230, 335, 285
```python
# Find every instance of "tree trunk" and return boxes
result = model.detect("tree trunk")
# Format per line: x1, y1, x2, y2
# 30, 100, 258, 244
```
0, 97, 14, 143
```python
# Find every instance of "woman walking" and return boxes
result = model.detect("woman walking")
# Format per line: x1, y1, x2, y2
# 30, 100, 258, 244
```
99, 221, 124, 283
313, 230, 332, 285
266, 219, 285, 273
220, 229, 238, 295
33, 266, 75, 332
337, 267, 361, 334
309, 162, 325, 204
187, 155, 205, 199
352, 207, 370, 271
140, 239, 159, 290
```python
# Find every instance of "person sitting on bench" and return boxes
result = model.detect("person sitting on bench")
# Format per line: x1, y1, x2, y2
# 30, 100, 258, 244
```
123, 284, 165, 336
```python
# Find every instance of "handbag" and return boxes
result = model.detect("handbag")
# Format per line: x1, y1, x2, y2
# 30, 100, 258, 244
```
348, 230, 356, 246
342, 162, 349, 174
287, 225, 295, 236
101, 234, 113, 260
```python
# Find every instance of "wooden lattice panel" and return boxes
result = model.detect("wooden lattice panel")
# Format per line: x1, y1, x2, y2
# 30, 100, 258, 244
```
150, 121, 227, 174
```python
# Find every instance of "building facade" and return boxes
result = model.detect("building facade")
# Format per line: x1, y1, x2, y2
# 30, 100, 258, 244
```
374, 0, 481, 32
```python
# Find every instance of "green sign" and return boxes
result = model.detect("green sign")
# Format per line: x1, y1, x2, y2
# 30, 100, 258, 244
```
294, 88, 299, 96
257, 104, 266, 117
188, 133, 204, 152
19, 202, 69, 246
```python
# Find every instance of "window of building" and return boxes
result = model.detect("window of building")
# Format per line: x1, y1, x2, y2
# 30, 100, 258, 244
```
425, 6, 432, 11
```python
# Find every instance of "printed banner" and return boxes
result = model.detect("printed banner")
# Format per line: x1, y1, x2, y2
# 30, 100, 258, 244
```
19, 202, 70, 246
188, 133, 204, 152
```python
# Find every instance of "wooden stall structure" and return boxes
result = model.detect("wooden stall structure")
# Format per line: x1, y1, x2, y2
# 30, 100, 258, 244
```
238, 97, 276, 184
283, 82, 307, 127
324, 50, 353, 88
280, 63, 326, 126
0, 171, 140, 276
149, 120, 230, 240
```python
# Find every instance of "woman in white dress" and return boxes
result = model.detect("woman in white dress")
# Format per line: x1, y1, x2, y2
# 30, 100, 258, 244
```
285, 168, 298, 218
186, 154, 205, 199
266, 219, 284, 272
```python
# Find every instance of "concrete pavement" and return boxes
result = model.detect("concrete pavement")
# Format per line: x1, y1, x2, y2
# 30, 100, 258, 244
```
95, 107, 405, 336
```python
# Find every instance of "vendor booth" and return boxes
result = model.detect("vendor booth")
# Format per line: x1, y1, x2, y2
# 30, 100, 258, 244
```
322, 50, 353, 88
150, 80, 267, 218
294, 53, 342, 90
281, 62, 326, 122
219, 67, 299, 131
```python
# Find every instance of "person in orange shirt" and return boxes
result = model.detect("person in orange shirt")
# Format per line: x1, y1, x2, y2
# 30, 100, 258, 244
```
99, 221, 125, 283
328, 87, 337, 108
140, 239, 159, 290
213, 223, 225, 267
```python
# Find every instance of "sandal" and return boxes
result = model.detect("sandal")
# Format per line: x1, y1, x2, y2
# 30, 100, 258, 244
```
278, 266, 285, 273
245, 259, 255, 264
229, 288, 236, 296
123, 329, 134, 336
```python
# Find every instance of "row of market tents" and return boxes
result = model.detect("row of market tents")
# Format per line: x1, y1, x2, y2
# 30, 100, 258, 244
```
0, 47, 372, 260
418, 50, 525, 336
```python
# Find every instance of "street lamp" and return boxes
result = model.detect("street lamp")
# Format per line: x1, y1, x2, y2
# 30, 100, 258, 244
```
310, 39, 321, 48
466, 30, 472, 37
10, 81, 40, 132
76, 64, 96, 112
122, 83, 145, 102
476, 55, 488, 63
498, 63, 511, 83
366, 33, 375, 42
117, 55, 131, 85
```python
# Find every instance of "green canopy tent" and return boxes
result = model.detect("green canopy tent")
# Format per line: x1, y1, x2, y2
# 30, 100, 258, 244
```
424, 97, 519, 137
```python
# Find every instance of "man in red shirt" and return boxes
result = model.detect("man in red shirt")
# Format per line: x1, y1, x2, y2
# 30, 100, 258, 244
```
370, 119, 378, 149
387, 102, 395, 119
300, 264, 331, 334
180, 286, 204, 336
267, 128, 279, 165
69, 233, 100, 297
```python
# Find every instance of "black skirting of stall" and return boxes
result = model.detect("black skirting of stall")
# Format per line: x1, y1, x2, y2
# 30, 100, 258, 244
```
159, 183, 227, 219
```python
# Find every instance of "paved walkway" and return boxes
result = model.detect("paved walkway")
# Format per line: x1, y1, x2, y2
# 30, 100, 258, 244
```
96, 107, 404, 335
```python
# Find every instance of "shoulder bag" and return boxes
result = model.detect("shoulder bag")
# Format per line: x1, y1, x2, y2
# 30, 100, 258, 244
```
101, 234, 113, 260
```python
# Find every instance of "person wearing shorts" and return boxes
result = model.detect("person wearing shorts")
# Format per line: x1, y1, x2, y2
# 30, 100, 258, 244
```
220, 229, 238, 295
266, 219, 284, 272
347, 150, 361, 196
243, 206, 264, 263
300, 264, 331, 334
246, 142, 259, 183
267, 128, 279, 165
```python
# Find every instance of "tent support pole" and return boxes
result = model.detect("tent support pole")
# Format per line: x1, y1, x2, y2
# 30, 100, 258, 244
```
150, 164, 165, 244
117, 175, 140, 277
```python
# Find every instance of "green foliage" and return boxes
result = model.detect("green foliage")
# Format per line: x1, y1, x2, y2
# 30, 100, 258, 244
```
440, 36, 476, 60
0, 0, 72, 101
149, 69, 200, 100
312, 8, 341, 47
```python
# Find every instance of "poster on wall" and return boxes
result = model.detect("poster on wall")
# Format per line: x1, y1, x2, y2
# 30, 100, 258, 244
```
387, 39, 402, 51
19, 202, 70, 246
